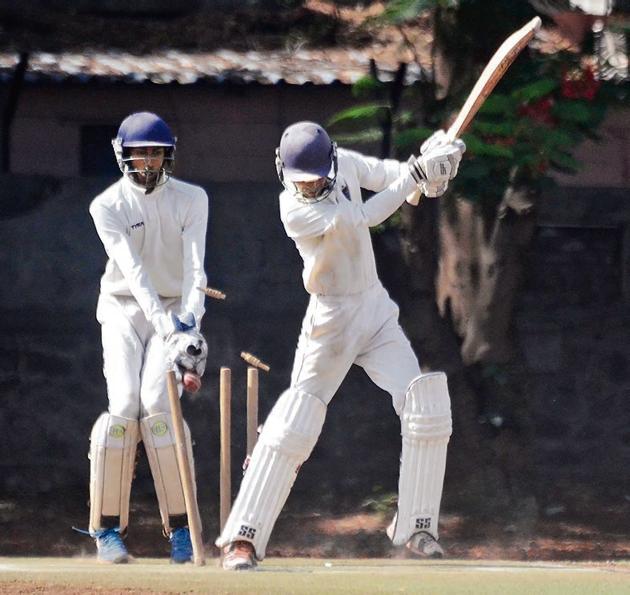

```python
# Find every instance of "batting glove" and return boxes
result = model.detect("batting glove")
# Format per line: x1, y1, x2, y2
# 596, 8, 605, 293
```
408, 138, 466, 198
420, 129, 449, 155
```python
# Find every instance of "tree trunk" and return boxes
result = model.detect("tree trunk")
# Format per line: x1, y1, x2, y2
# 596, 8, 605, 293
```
437, 185, 539, 365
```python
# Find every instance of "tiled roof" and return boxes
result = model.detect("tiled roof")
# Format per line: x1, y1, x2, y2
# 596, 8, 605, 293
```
0, 47, 427, 85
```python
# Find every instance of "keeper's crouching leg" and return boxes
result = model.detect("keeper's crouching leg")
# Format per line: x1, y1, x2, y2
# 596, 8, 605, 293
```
388, 372, 452, 547
216, 389, 326, 560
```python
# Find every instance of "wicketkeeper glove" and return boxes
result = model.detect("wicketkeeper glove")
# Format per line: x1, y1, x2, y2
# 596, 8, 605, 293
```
164, 313, 208, 382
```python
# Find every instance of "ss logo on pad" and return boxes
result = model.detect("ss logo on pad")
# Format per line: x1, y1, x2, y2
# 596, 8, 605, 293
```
415, 517, 431, 530
238, 525, 256, 539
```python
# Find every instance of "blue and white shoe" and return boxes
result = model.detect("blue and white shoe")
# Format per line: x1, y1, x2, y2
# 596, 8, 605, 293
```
169, 527, 193, 564
94, 528, 129, 564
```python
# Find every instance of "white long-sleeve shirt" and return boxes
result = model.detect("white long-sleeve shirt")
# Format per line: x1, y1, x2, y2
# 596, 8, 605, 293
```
279, 148, 417, 296
90, 175, 208, 338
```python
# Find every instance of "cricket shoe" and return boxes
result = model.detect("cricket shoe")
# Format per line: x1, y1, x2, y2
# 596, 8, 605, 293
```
222, 540, 257, 571
94, 528, 129, 564
169, 527, 193, 564
406, 531, 444, 558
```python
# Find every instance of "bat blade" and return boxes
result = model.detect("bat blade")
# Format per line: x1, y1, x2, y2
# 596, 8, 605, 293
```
406, 16, 541, 205
446, 16, 542, 141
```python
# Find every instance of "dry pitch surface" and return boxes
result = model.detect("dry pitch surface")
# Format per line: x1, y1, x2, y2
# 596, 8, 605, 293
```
1, 557, 629, 594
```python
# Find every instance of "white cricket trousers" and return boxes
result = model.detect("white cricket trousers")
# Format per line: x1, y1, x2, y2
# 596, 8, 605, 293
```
292, 282, 421, 414
96, 294, 180, 419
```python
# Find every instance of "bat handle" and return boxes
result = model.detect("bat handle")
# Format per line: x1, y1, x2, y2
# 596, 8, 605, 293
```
405, 188, 422, 206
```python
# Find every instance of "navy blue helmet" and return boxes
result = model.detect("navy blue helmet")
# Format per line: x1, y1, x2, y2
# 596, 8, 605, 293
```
275, 121, 338, 203
112, 112, 176, 190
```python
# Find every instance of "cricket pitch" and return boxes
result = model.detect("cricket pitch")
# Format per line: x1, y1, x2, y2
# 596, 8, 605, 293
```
1, 557, 629, 594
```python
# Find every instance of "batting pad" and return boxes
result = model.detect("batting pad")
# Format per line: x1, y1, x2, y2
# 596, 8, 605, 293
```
140, 412, 198, 533
216, 389, 326, 559
388, 372, 452, 546
89, 413, 139, 534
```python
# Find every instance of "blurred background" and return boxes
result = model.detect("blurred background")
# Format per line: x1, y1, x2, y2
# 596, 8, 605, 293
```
0, 0, 628, 560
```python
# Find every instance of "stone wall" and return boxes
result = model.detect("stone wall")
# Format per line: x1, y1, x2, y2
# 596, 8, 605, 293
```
516, 187, 630, 506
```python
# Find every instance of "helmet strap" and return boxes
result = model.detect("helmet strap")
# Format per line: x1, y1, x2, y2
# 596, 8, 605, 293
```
275, 148, 284, 184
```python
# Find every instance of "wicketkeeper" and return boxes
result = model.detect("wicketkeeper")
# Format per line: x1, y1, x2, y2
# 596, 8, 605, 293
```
83, 112, 209, 563
216, 121, 465, 569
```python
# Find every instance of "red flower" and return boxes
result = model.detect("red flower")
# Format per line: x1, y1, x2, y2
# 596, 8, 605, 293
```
518, 96, 556, 126
495, 136, 516, 147
561, 65, 600, 101
536, 159, 549, 174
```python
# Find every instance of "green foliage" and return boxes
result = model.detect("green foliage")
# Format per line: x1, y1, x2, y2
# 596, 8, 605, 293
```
331, 128, 385, 146
463, 135, 514, 159
371, 209, 402, 235
393, 127, 435, 150
470, 120, 516, 137
478, 94, 514, 116
351, 74, 387, 98
327, 104, 390, 127
552, 100, 596, 123
377, 0, 439, 24
330, 1, 626, 208
450, 52, 618, 201
511, 79, 558, 103
361, 488, 398, 515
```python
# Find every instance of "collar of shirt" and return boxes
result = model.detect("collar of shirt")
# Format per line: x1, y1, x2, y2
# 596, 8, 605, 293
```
321, 179, 348, 205
121, 174, 169, 200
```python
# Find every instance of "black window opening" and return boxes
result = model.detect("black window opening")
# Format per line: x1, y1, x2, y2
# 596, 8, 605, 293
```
80, 125, 119, 176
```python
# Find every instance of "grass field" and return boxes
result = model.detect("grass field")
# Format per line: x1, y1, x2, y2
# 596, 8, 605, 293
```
1, 557, 629, 594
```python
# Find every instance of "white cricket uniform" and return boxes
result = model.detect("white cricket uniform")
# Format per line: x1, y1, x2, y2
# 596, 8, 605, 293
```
217, 149, 424, 558
90, 175, 208, 419
281, 148, 421, 414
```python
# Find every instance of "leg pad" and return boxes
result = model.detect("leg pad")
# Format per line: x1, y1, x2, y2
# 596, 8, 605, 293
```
216, 389, 326, 559
389, 372, 452, 545
89, 413, 139, 534
140, 412, 199, 534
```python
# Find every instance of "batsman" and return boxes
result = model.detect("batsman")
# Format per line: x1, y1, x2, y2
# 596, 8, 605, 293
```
84, 112, 208, 563
217, 121, 465, 569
